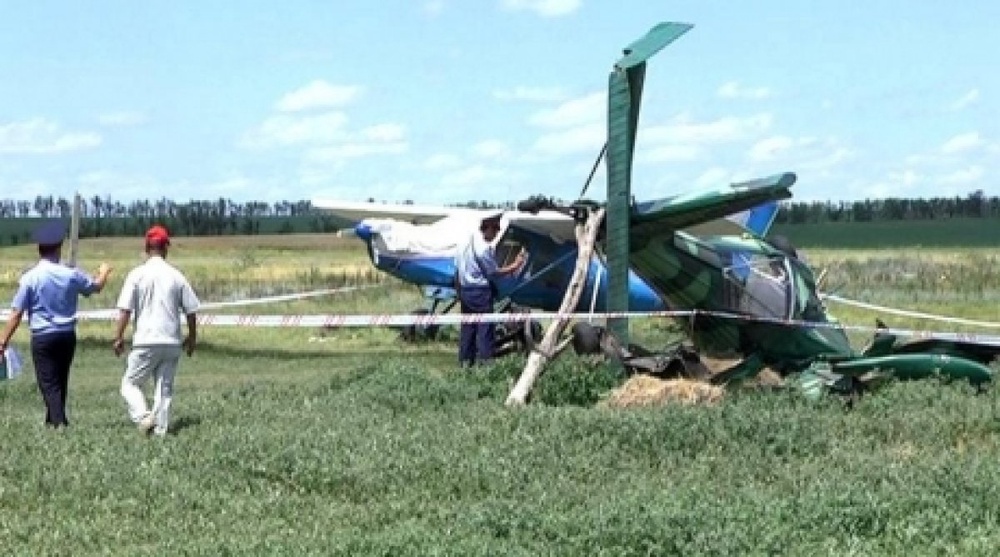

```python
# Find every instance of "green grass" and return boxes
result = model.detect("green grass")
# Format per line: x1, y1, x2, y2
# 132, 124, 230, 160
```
3, 330, 1000, 555
772, 217, 1000, 249
4, 238, 1000, 554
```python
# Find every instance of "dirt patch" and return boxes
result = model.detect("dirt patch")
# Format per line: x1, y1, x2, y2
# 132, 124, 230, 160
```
601, 357, 789, 408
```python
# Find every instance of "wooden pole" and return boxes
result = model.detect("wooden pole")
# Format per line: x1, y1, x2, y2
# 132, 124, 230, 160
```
68, 192, 81, 267
505, 207, 606, 406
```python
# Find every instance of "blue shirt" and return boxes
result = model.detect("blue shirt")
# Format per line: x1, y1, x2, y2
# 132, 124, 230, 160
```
454, 233, 499, 288
11, 259, 99, 336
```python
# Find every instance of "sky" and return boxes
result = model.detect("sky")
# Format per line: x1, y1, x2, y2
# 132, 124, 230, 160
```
0, 1, 997, 206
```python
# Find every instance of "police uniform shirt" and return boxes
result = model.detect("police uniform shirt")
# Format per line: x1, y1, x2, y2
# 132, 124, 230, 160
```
454, 233, 499, 288
12, 260, 101, 336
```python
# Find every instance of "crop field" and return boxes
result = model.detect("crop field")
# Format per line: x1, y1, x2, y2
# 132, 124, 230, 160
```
3, 235, 1000, 555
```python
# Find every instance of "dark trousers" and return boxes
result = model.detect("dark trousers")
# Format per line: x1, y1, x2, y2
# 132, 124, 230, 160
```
30, 331, 77, 427
459, 286, 495, 366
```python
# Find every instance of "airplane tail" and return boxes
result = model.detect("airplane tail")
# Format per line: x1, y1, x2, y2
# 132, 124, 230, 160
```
729, 201, 780, 237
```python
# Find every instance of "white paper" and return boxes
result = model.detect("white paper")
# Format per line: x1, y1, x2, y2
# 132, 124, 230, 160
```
3, 346, 23, 380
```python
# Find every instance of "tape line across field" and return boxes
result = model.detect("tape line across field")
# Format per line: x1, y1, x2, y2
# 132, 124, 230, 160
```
2, 286, 998, 344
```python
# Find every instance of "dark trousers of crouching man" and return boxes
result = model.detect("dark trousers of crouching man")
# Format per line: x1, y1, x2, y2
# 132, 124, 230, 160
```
458, 285, 495, 367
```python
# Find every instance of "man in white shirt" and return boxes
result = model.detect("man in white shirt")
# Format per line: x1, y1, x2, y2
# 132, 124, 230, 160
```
453, 214, 524, 366
113, 225, 200, 436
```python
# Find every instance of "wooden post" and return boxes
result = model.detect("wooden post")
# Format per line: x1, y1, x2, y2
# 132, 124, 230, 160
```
505, 207, 606, 406
68, 192, 81, 267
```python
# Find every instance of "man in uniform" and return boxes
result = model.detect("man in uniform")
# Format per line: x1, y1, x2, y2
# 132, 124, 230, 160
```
113, 225, 200, 437
453, 214, 525, 367
0, 220, 112, 428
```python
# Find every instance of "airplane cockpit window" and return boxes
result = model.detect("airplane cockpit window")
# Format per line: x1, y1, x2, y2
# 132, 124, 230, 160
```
495, 237, 527, 274
724, 254, 794, 320
499, 229, 576, 287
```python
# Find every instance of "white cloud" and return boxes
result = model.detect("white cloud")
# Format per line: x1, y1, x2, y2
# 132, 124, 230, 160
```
799, 145, 853, 172
424, 153, 462, 170
887, 169, 923, 188
422, 0, 446, 16
949, 88, 980, 111
438, 163, 518, 192
642, 144, 702, 163
240, 112, 350, 149
748, 135, 801, 162
275, 80, 362, 112
532, 110, 774, 160
695, 167, 734, 189
643, 113, 773, 145
940, 165, 984, 186
76, 170, 172, 201
533, 122, 604, 155
0, 118, 102, 154
940, 131, 982, 154
305, 141, 408, 162
528, 92, 604, 128
716, 81, 772, 100
493, 86, 567, 102
471, 140, 511, 159
441, 164, 494, 187
744, 134, 853, 174
500, 0, 580, 17
97, 111, 147, 127
361, 123, 406, 142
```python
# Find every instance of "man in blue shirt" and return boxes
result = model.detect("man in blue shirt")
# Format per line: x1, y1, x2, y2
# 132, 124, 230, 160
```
0, 221, 112, 428
453, 214, 525, 367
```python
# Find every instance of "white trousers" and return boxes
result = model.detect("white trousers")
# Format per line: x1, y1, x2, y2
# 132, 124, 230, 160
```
121, 345, 182, 436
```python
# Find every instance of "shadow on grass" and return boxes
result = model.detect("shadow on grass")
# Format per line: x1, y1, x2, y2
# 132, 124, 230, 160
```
73, 334, 445, 361
168, 414, 201, 435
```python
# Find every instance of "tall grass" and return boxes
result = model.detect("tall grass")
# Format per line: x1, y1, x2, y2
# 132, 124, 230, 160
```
3, 237, 1000, 553
2, 340, 1000, 555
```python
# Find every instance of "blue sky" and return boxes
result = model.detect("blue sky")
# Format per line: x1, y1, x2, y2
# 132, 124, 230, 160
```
0, 1, 996, 205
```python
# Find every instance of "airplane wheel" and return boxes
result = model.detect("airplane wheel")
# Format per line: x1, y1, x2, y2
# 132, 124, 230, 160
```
571, 322, 603, 355
399, 308, 439, 342
520, 318, 543, 354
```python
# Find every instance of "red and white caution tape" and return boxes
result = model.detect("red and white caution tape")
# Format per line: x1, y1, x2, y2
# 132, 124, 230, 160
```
0, 284, 381, 322
822, 293, 1000, 329
59, 306, 1000, 344
4, 285, 1000, 344
197, 284, 381, 309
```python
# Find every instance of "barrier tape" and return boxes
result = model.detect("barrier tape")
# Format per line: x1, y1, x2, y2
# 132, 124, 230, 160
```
822, 293, 1000, 329
58, 307, 1000, 344
0, 284, 382, 322
198, 284, 382, 309
3, 285, 1000, 344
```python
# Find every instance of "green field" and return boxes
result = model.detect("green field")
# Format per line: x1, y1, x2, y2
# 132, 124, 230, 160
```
2, 236, 1000, 555
771, 217, 1000, 248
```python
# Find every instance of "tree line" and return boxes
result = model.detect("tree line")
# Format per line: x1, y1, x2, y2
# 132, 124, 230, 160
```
0, 190, 996, 245
773, 190, 999, 224
0, 196, 353, 245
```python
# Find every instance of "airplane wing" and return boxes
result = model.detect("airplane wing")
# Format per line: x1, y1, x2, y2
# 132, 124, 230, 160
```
311, 199, 494, 226
504, 177, 789, 246
631, 172, 795, 238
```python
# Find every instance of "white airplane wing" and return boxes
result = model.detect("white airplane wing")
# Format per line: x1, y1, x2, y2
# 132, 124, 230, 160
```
311, 199, 494, 226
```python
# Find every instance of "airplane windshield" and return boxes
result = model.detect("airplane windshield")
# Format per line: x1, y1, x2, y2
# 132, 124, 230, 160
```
724, 254, 794, 320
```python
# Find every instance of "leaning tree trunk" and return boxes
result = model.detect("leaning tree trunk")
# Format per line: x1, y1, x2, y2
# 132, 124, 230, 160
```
506, 207, 606, 406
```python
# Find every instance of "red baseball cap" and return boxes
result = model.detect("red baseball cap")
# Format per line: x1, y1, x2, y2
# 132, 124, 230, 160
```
145, 225, 171, 246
